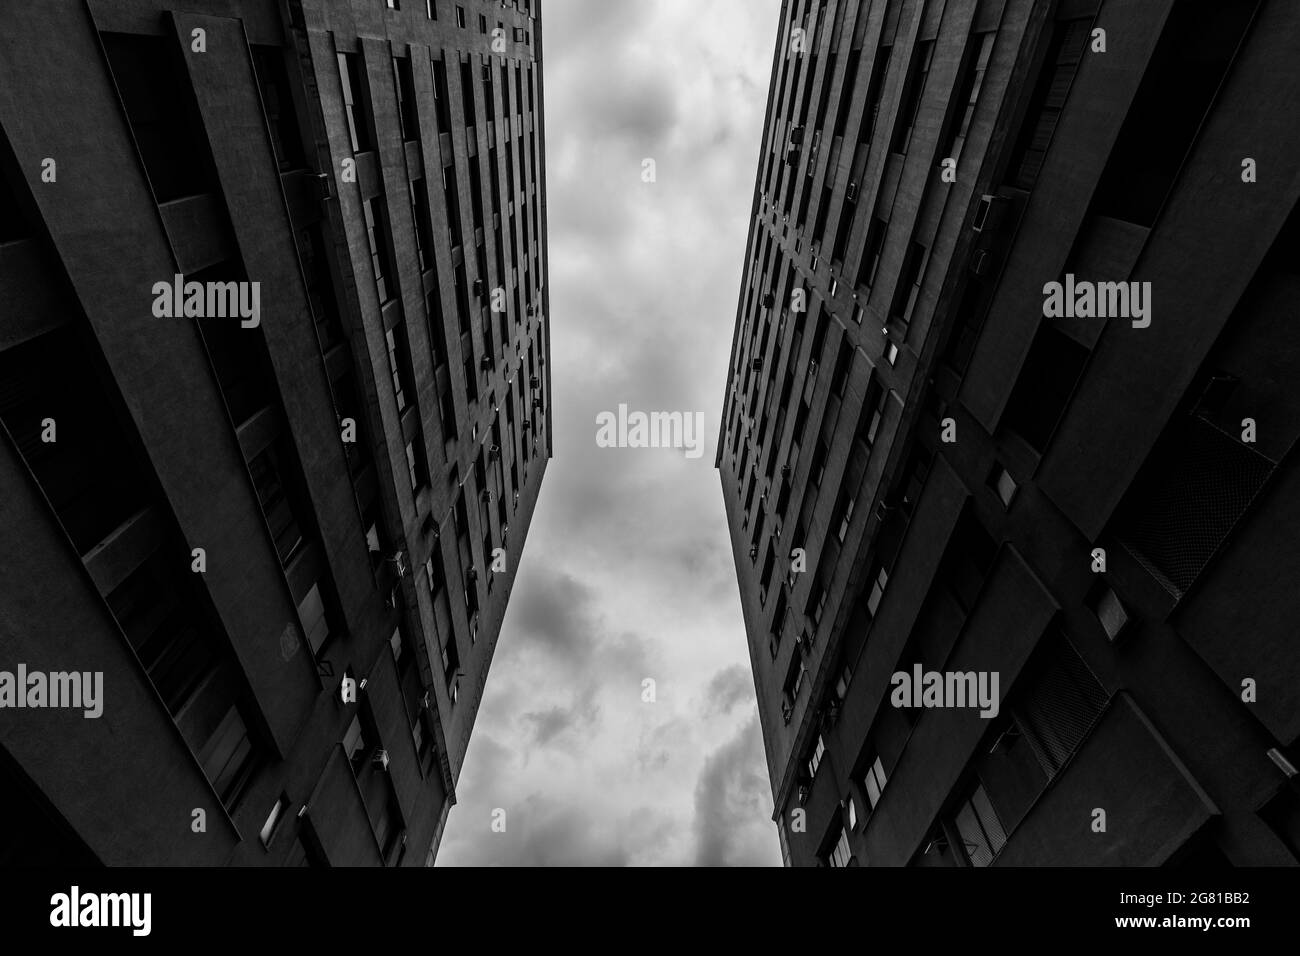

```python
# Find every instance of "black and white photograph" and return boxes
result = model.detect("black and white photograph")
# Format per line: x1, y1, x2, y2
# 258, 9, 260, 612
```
0, 0, 1297, 940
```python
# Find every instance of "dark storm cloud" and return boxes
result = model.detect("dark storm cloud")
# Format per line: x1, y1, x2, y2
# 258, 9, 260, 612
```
692, 713, 774, 866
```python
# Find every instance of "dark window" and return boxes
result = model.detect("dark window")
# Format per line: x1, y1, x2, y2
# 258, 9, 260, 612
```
393, 56, 419, 143
856, 216, 887, 290
940, 33, 994, 160
252, 46, 306, 171
1003, 322, 1089, 451
0, 326, 147, 554
409, 180, 434, 273
337, 51, 374, 153
891, 241, 928, 324
248, 437, 308, 566
891, 40, 934, 154
431, 58, 452, 132
1090, 0, 1259, 227
101, 32, 217, 202
362, 199, 396, 304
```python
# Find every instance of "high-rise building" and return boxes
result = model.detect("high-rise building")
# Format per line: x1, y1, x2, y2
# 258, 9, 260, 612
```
0, 0, 550, 866
717, 0, 1299, 867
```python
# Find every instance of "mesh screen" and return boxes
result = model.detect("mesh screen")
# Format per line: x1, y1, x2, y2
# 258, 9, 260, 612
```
1120, 416, 1274, 597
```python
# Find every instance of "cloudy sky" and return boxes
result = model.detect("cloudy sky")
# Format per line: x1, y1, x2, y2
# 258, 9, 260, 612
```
436, 0, 783, 866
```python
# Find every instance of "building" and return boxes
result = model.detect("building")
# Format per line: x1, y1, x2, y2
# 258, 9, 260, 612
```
716, 0, 1300, 867
0, 0, 551, 866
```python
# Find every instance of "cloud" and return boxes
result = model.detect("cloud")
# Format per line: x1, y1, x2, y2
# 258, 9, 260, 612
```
701, 664, 755, 717
692, 714, 777, 866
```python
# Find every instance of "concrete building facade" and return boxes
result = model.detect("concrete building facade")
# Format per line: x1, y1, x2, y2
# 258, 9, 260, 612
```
717, 0, 1300, 866
0, 0, 550, 865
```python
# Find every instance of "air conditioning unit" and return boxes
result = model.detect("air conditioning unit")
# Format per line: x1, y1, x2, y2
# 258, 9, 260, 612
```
372, 749, 391, 771
481, 64, 491, 82
784, 147, 801, 167
522, 418, 531, 429
751, 357, 763, 371
467, 567, 478, 582
808, 359, 819, 376
789, 125, 804, 145
780, 464, 791, 478
385, 550, 408, 578
472, 278, 486, 296
513, 26, 526, 41
782, 702, 794, 725
748, 545, 758, 560
762, 292, 775, 309
529, 375, 540, 389
488, 443, 500, 460
315, 172, 332, 201
480, 488, 491, 503
532, 395, 543, 408
480, 354, 493, 370
846, 181, 858, 202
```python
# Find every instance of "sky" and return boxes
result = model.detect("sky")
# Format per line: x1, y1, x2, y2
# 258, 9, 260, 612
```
436, 0, 784, 866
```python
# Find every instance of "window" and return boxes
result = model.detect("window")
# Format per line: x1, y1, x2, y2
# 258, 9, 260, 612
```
362, 199, 395, 304
807, 735, 826, 778
951, 781, 1006, 866
864, 564, 888, 617
260, 794, 289, 847
455, 5, 465, 28
891, 242, 928, 324
829, 340, 853, 397
1003, 321, 1089, 451
426, 0, 436, 19
833, 491, 856, 543
252, 46, 306, 172
989, 464, 1017, 508
248, 440, 307, 566
856, 217, 887, 290
393, 56, 419, 142
885, 342, 899, 366
809, 439, 828, 487
825, 825, 852, 868
408, 180, 434, 273
337, 51, 374, 153
343, 715, 370, 776
296, 581, 332, 654
385, 326, 412, 411
405, 436, 428, 491
1089, 582, 1129, 642
942, 33, 995, 160
859, 379, 887, 447
1089, 0, 1258, 227
891, 40, 934, 153
862, 754, 887, 809
101, 33, 217, 201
